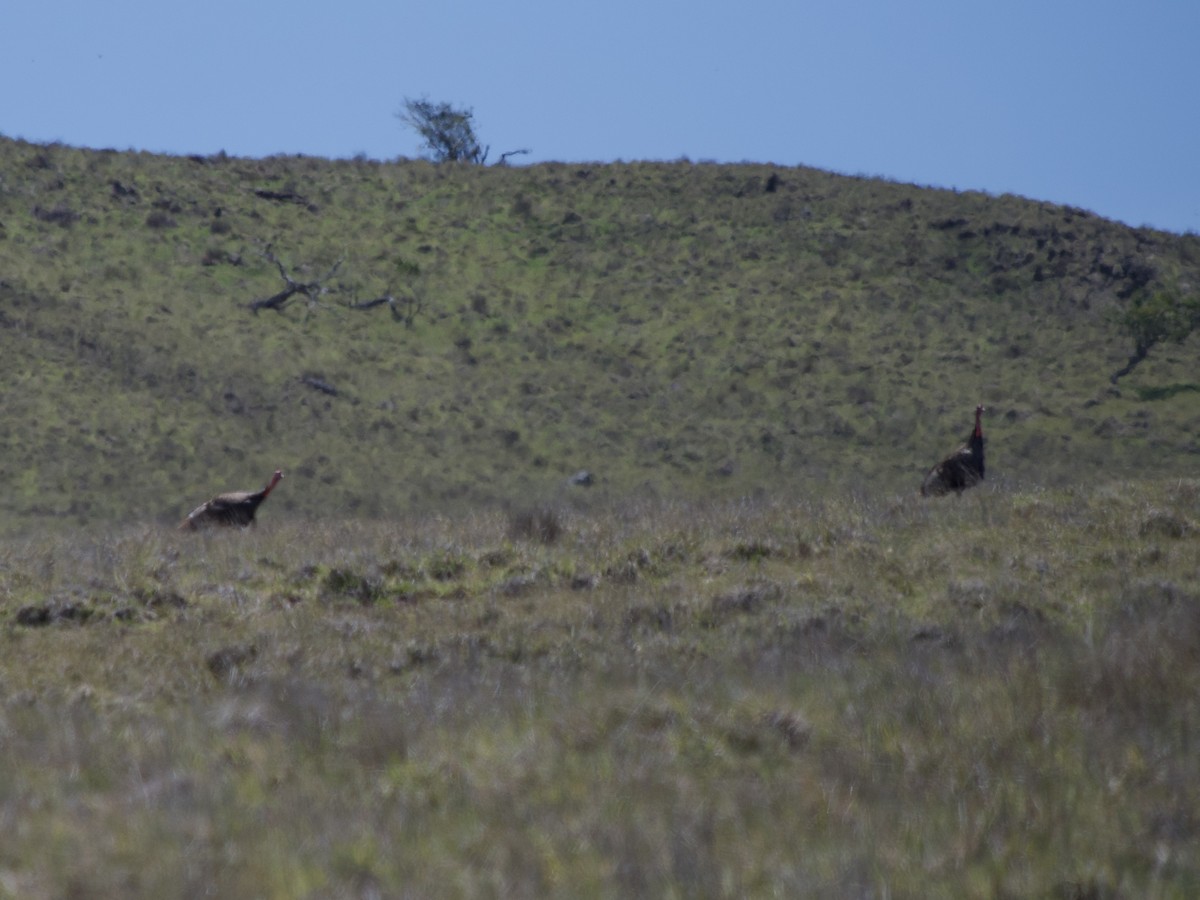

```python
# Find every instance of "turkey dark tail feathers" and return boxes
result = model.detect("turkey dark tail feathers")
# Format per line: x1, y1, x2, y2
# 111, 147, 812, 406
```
921, 406, 984, 497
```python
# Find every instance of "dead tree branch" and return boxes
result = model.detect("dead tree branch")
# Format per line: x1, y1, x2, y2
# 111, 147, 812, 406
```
396, 293, 424, 327
300, 374, 339, 396
348, 292, 425, 327
1110, 346, 1151, 385
248, 250, 344, 315
496, 148, 531, 166
249, 285, 302, 314
350, 295, 395, 311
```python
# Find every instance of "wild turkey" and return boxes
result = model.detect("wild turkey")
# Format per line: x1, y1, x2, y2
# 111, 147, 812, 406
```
921, 406, 985, 497
180, 470, 283, 530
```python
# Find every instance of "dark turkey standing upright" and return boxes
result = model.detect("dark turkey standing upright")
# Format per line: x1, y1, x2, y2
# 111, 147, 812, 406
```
180, 470, 284, 530
921, 406, 985, 497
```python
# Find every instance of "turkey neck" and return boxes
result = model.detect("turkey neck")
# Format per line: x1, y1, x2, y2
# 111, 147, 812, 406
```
261, 471, 283, 499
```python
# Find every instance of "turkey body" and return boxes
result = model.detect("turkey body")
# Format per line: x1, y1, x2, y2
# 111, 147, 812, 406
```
180, 470, 283, 530
921, 407, 985, 497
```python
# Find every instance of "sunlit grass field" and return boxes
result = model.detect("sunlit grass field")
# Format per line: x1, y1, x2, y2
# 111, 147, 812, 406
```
2, 480, 1198, 897
1, 137, 1198, 533
2, 136, 1199, 897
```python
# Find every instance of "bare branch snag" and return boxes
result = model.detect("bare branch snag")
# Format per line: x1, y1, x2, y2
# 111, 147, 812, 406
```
248, 249, 343, 315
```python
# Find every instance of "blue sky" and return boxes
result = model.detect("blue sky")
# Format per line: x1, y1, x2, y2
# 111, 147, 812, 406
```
3, 0, 1197, 233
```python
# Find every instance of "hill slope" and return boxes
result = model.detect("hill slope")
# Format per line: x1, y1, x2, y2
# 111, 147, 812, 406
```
0, 138, 1197, 531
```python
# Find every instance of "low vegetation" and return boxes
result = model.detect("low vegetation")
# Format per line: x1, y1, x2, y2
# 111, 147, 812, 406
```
1, 136, 1199, 896
1, 482, 1198, 896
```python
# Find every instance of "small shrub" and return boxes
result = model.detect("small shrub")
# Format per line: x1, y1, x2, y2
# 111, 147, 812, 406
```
726, 539, 775, 562
1138, 509, 1195, 538
508, 507, 562, 544
15, 600, 93, 626
426, 550, 468, 581
322, 567, 383, 604
205, 642, 258, 681
33, 204, 79, 227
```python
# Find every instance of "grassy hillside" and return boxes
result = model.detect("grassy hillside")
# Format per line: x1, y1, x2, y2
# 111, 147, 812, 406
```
2, 139, 1200, 896
1, 137, 1197, 533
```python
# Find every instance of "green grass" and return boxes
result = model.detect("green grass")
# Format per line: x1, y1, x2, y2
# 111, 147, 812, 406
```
1, 138, 1199, 534
2, 136, 1200, 896
1, 481, 1198, 897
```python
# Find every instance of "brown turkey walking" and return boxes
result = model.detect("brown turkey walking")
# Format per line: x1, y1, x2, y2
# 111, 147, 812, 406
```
180, 470, 284, 530
921, 406, 985, 497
